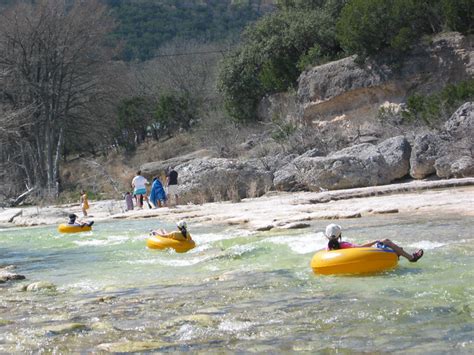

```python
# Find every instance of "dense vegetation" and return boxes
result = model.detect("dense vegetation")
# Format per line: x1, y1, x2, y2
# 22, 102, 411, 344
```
219, 0, 473, 121
337, 0, 473, 61
106, 0, 274, 61
218, 0, 347, 121
402, 79, 474, 125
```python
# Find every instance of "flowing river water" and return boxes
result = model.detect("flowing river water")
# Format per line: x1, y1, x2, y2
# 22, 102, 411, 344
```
1, 213, 473, 353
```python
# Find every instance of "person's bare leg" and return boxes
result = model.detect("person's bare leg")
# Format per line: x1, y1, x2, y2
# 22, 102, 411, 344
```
381, 239, 413, 260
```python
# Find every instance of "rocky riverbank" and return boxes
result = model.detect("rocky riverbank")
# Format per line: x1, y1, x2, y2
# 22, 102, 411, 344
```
1, 178, 473, 232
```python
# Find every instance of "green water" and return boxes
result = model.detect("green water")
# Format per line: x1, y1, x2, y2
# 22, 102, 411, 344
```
1, 214, 473, 353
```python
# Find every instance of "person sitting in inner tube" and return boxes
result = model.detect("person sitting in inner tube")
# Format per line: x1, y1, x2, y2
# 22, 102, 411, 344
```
68, 214, 94, 227
324, 223, 423, 262
151, 220, 192, 241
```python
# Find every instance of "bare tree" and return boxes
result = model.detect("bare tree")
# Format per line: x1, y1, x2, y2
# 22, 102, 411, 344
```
0, 0, 114, 199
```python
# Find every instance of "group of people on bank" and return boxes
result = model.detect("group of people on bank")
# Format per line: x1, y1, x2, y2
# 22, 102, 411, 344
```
127, 167, 179, 210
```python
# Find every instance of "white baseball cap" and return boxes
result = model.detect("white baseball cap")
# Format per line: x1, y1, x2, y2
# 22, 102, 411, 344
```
177, 220, 187, 229
325, 224, 342, 239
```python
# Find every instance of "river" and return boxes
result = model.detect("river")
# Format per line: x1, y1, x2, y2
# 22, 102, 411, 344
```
1, 213, 473, 353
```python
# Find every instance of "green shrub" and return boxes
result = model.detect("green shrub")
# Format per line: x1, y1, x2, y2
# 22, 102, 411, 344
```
402, 79, 474, 125
337, 0, 472, 62
115, 97, 154, 150
154, 92, 198, 137
442, 0, 473, 34
218, 1, 345, 121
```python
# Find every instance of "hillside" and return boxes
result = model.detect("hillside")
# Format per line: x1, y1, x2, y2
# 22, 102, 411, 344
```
107, 0, 276, 61
53, 32, 473, 207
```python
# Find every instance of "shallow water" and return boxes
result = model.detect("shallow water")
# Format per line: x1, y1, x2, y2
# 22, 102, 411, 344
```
1, 214, 473, 353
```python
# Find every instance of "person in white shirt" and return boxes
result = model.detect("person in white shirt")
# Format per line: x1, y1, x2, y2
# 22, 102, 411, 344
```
131, 170, 151, 209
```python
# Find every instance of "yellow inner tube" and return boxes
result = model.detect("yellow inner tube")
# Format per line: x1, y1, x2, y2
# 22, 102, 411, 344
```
311, 247, 398, 275
58, 224, 92, 233
146, 235, 196, 253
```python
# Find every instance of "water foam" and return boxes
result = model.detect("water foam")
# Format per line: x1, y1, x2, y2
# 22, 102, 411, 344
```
407, 240, 447, 250
261, 232, 326, 254
73, 235, 130, 247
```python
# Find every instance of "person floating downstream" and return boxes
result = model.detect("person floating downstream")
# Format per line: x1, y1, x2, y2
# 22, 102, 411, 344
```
68, 214, 94, 227
324, 223, 424, 262
150, 220, 192, 241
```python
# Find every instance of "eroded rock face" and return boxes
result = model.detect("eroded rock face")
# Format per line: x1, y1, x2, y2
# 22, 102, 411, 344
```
177, 158, 274, 202
295, 32, 473, 125
274, 136, 411, 191
140, 149, 217, 178
409, 133, 441, 179
434, 102, 474, 178
435, 156, 474, 178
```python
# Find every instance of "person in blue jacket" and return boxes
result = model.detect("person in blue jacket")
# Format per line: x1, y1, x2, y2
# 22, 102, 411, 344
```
149, 176, 167, 208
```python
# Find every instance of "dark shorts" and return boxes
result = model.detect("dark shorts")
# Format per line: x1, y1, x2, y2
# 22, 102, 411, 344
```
376, 242, 393, 251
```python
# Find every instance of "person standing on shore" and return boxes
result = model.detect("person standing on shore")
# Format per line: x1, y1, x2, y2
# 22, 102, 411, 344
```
80, 190, 89, 217
124, 191, 134, 211
149, 177, 167, 208
131, 170, 151, 209
166, 167, 179, 206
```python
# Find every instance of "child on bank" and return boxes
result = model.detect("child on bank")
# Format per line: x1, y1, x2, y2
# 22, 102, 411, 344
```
80, 190, 89, 217
124, 191, 134, 211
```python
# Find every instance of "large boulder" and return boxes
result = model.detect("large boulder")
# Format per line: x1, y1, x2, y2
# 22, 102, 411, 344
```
435, 156, 474, 178
434, 102, 474, 178
409, 133, 441, 179
140, 149, 217, 179
274, 136, 411, 191
443, 102, 474, 137
377, 136, 411, 180
178, 158, 274, 203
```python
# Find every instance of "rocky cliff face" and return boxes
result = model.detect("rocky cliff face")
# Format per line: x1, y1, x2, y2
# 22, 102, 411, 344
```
259, 32, 473, 131
138, 33, 473, 202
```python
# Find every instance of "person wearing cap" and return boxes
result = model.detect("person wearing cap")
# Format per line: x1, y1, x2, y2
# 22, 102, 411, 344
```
324, 223, 424, 262
67, 214, 94, 227
150, 220, 192, 241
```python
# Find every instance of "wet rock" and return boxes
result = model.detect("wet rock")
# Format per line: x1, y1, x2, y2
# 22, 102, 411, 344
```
95, 295, 117, 303
0, 266, 25, 283
23, 281, 56, 292
0, 319, 14, 326
255, 224, 274, 231
44, 322, 88, 335
278, 222, 311, 230
97, 341, 171, 353
371, 208, 399, 214
91, 321, 117, 331
172, 314, 215, 327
